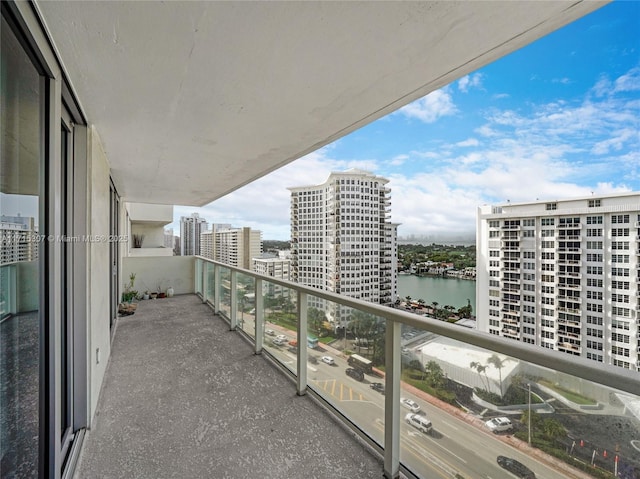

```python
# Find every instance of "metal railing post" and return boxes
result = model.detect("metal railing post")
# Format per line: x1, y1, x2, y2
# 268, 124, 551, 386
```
383, 319, 401, 479
214, 264, 220, 314
296, 291, 308, 396
255, 278, 264, 354
230, 270, 237, 330
201, 260, 208, 304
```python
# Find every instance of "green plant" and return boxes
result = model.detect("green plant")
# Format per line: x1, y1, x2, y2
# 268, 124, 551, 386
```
122, 273, 138, 303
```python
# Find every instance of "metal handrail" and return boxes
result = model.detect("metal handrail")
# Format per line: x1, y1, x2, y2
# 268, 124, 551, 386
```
195, 256, 639, 396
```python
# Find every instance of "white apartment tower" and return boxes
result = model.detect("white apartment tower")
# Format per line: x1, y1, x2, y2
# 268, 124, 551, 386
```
1, 215, 38, 266
200, 230, 214, 260
215, 227, 262, 270
477, 193, 640, 372
180, 213, 208, 256
289, 169, 398, 327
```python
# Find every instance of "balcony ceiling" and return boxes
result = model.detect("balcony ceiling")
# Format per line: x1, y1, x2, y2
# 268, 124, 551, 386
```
36, 1, 605, 205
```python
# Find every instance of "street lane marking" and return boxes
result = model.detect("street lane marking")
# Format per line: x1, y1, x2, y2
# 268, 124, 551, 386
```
425, 435, 467, 464
440, 420, 459, 431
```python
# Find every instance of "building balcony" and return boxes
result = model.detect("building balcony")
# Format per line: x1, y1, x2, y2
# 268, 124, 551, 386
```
90, 256, 636, 479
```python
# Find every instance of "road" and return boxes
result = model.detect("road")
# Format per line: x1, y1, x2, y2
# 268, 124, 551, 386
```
263, 329, 577, 479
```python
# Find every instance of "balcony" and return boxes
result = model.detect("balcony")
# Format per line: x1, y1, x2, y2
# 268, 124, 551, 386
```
11, 255, 628, 479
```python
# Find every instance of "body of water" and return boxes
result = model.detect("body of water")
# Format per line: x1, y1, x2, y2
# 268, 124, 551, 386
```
397, 274, 476, 311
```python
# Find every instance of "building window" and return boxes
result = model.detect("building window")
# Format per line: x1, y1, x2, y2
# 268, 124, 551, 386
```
588, 199, 601, 207
545, 203, 557, 211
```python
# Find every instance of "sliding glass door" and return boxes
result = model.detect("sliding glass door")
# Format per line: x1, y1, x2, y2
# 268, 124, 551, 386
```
0, 11, 43, 477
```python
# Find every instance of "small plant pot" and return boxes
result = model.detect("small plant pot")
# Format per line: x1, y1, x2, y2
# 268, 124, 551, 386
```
143, 293, 150, 300
150, 293, 158, 300
158, 292, 166, 299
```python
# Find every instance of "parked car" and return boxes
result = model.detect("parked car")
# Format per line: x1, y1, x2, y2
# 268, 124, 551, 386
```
321, 356, 335, 365
496, 456, 536, 479
345, 367, 364, 382
369, 382, 385, 394
272, 337, 287, 346
405, 413, 432, 434
485, 416, 513, 433
401, 397, 421, 413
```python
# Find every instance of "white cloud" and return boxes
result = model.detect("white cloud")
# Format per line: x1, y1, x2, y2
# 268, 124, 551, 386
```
390, 154, 409, 166
458, 73, 483, 93
398, 88, 457, 123
614, 67, 640, 93
455, 138, 479, 148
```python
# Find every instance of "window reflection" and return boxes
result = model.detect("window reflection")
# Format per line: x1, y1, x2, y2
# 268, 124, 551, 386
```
1, 13, 42, 477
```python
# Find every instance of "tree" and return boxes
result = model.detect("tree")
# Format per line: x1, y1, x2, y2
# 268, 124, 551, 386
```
308, 307, 327, 336
521, 409, 542, 433
425, 360, 445, 388
470, 361, 490, 392
487, 354, 507, 398
348, 310, 384, 356
541, 418, 565, 441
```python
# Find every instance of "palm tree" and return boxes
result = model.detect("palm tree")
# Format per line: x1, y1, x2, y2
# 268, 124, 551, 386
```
487, 354, 507, 398
469, 361, 490, 391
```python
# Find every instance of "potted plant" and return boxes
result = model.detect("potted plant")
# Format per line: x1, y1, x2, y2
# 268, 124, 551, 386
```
122, 273, 138, 303
143, 291, 150, 300
133, 234, 145, 248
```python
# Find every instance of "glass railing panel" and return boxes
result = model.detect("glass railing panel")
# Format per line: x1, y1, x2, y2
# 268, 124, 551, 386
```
218, 266, 231, 320
205, 262, 215, 304
195, 259, 202, 295
396, 325, 639, 479
236, 272, 255, 339
262, 282, 298, 374
0, 264, 15, 319
305, 299, 386, 449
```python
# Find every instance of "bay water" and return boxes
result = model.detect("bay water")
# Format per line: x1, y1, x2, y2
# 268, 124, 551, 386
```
397, 274, 476, 312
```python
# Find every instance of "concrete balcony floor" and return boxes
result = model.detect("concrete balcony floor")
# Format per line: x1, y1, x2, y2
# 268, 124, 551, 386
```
74, 295, 385, 479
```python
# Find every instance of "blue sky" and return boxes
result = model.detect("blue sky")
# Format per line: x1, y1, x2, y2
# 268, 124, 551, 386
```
173, 1, 640, 241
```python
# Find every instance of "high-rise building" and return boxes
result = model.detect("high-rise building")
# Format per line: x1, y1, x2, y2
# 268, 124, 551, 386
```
477, 193, 640, 371
215, 227, 262, 270
252, 256, 291, 280
180, 213, 208, 256
289, 169, 398, 328
164, 228, 174, 249
200, 230, 214, 260
1, 215, 38, 266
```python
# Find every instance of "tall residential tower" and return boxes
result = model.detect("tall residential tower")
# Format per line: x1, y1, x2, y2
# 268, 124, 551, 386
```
179, 213, 208, 256
289, 169, 398, 328
477, 193, 640, 372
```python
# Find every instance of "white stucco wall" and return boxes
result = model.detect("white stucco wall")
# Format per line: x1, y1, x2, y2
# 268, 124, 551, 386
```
130, 223, 166, 249
122, 256, 194, 296
87, 126, 112, 421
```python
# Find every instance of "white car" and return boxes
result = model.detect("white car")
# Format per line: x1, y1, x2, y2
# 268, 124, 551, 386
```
265, 329, 275, 336
321, 356, 335, 365
405, 413, 432, 435
401, 398, 421, 413
275, 334, 287, 342
485, 416, 513, 433
272, 337, 287, 346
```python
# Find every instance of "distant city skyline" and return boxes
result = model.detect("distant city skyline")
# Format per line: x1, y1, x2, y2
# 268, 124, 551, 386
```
168, 2, 639, 241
